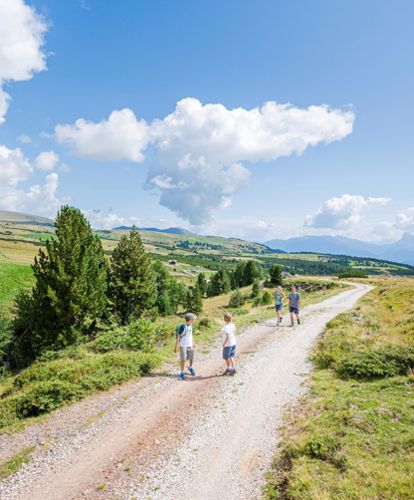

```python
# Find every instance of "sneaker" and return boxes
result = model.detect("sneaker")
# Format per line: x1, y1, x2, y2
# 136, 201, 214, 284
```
297, 318, 301, 325
229, 369, 236, 376
188, 367, 196, 376
178, 372, 185, 381
222, 369, 230, 376
290, 322, 294, 327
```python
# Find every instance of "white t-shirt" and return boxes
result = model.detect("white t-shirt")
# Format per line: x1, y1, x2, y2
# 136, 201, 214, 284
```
180, 324, 194, 348
221, 323, 237, 347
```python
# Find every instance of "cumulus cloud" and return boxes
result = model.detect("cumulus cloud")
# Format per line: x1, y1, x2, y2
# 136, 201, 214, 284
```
0, 144, 67, 217
81, 209, 141, 229
0, 0, 48, 123
35, 150, 60, 171
17, 134, 32, 144
55, 98, 355, 224
395, 207, 414, 234
55, 109, 150, 162
306, 194, 391, 229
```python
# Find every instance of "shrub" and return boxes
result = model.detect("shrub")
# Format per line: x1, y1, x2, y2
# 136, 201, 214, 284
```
229, 289, 245, 308
261, 291, 272, 305
335, 345, 414, 379
250, 279, 260, 298
92, 318, 156, 353
0, 351, 159, 430
198, 317, 212, 329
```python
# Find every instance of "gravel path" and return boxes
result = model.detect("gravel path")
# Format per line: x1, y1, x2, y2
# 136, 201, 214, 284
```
0, 283, 371, 500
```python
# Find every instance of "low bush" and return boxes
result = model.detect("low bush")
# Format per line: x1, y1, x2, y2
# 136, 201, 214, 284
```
261, 291, 272, 305
335, 345, 414, 379
229, 289, 245, 308
198, 317, 212, 329
92, 318, 156, 353
0, 316, 12, 364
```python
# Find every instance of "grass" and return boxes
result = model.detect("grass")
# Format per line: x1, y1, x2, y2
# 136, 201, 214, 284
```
0, 278, 347, 434
0, 446, 35, 479
265, 278, 414, 499
0, 262, 34, 316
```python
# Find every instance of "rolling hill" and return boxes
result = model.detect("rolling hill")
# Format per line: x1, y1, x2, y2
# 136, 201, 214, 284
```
1, 210, 414, 276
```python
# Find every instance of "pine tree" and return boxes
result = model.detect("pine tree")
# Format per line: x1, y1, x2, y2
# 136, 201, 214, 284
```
152, 260, 187, 315
251, 279, 260, 298
269, 264, 283, 286
243, 260, 259, 286
12, 206, 108, 365
207, 270, 231, 297
231, 262, 245, 288
197, 272, 208, 296
109, 228, 157, 324
186, 284, 203, 314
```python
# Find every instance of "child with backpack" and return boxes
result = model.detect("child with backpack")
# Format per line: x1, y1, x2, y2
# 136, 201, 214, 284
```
174, 313, 197, 381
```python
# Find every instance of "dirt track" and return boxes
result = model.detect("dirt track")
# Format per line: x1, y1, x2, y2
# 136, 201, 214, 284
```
0, 283, 371, 500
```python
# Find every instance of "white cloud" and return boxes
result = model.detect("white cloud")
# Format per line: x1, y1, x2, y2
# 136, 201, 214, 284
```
0, 0, 48, 123
17, 134, 32, 144
0, 144, 67, 218
306, 194, 391, 229
0, 144, 33, 186
55, 98, 354, 224
35, 150, 60, 171
81, 209, 141, 229
395, 207, 414, 234
55, 109, 150, 162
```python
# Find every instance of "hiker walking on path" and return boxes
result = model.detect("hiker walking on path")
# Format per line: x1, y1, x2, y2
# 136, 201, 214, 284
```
174, 313, 197, 380
221, 312, 237, 375
274, 285, 285, 325
289, 285, 301, 327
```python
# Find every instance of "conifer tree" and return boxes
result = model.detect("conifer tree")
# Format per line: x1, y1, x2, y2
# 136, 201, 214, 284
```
186, 284, 203, 314
269, 264, 283, 286
109, 228, 157, 324
12, 206, 108, 365
196, 272, 208, 296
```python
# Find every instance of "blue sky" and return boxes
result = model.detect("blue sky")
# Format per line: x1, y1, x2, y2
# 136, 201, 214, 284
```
1, 0, 413, 241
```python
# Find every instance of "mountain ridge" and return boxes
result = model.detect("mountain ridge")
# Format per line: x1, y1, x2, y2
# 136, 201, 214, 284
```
265, 234, 414, 265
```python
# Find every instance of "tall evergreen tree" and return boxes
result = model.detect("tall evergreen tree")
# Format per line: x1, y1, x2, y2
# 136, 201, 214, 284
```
186, 284, 203, 314
207, 270, 231, 297
269, 264, 283, 286
243, 260, 259, 286
109, 228, 157, 324
152, 260, 187, 315
196, 272, 208, 296
12, 206, 108, 365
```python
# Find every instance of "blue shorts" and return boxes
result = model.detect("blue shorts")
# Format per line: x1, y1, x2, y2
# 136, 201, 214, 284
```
289, 306, 299, 314
275, 304, 283, 311
223, 345, 236, 360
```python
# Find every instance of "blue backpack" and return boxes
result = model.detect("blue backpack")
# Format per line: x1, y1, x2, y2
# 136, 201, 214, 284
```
175, 324, 186, 338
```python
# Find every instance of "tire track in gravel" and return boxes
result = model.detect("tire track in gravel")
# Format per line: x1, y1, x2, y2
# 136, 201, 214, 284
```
0, 283, 371, 500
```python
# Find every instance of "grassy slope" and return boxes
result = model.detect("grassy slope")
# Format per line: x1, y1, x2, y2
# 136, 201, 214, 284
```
0, 263, 34, 317
0, 279, 347, 434
265, 278, 414, 499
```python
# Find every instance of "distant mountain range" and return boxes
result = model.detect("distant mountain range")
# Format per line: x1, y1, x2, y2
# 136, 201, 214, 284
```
265, 233, 414, 265
113, 226, 193, 235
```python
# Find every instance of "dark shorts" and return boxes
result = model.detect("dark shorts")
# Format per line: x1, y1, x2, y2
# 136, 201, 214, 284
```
289, 306, 299, 314
223, 345, 236, 360
275, 304, 283, 312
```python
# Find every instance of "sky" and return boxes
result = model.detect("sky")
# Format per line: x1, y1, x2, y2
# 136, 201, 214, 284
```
1, 0, 413, 242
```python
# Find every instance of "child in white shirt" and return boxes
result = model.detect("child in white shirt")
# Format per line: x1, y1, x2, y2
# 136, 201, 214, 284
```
221, 312, 237, 375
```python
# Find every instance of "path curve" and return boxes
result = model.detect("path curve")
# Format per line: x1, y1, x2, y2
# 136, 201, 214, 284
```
0, 282, 371, 500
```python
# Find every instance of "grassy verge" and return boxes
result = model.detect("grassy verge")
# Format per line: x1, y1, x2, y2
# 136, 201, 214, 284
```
265, 278, 414, 499
0, 446, 35, 480
0, 278, 347, 434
